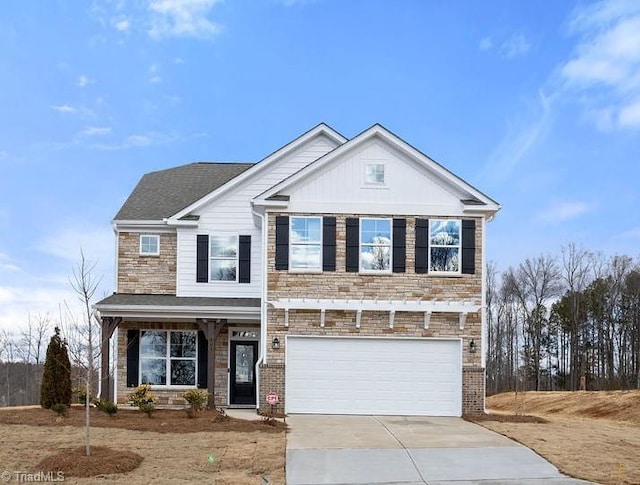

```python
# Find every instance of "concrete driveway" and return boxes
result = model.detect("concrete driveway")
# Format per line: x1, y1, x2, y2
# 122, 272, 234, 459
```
286, 415, 594, 485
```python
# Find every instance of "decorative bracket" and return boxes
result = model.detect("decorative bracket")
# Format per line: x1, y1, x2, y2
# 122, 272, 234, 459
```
459, 312, 468, 330
389, 310, 395, 329
284, 308, 289, 328
423, 311, 432, 330
356, 309, 362, 329
320, 309, 326, 328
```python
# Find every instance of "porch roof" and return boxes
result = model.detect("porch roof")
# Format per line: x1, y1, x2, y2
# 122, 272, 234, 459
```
95, 293, 261, 321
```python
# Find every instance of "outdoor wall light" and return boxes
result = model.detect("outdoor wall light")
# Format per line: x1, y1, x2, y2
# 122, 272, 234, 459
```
469, 339, 477, 353
272, 336, 280, 350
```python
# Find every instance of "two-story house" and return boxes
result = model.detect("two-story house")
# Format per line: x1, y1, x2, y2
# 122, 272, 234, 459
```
96, 123, 500, 416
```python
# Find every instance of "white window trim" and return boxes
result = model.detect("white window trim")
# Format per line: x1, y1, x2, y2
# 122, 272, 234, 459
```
359, 217, 393, 274
139, 329, 198, 388
363, 162, 386, 186
139, 234, 160, 256
209, 233, 239, 283
428, 219, 462, 276
289, 216, 323, 273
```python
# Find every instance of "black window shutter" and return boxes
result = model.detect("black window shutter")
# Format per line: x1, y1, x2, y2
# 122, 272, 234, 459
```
345, 218, 359, 272
415, 218, 429, 274
197, 331, 208, 389
238, 235, 251, 283
392, 218, 406, 273
196, 235, 209, 282
462, 219, 476, 274
275, 216, 289, 270
126, 329, 140, 388
322, 217, 336, 271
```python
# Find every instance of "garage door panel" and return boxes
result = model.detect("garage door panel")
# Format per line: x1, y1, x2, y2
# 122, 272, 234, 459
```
285, 337, 462, 416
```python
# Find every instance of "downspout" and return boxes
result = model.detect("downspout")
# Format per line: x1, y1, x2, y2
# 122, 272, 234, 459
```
251, 205, 268, 409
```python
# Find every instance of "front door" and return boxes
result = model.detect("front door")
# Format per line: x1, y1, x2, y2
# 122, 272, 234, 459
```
230, 340, 258, 405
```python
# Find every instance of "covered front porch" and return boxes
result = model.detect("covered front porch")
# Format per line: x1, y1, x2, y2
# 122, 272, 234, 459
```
95, 294, 261, 408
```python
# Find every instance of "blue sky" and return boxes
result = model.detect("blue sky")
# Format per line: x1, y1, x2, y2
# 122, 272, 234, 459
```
1, 0, 639, 331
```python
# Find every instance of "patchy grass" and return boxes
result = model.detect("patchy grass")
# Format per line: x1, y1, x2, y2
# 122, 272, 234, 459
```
0, 406, 286, 484
470, 391, 640, 485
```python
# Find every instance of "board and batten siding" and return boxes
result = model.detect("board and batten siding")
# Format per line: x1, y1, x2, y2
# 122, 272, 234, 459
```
176, 134, 339, 297
287, 140, 467, 215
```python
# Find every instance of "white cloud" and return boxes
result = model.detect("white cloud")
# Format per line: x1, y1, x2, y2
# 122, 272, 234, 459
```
149, 76, 162, 84
92, 131, 179, 150
561, 0, 640, 130
37, 225, 113, 266
537, 200, 592, 223
0, 253, 21, 273
50, 104, 75, 113
174, 57, 184, 64
127, 134, 152, 146
479, 36, 493, 51
148, 0, 223, 40
81, 126, 112, 136
112, 16, 131, 32
479, 90, 552, 187
500, 33, 531, 59
77, 75, 95, 87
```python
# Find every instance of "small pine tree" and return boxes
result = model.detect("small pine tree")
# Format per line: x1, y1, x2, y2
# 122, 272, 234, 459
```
40, 327, 72, 409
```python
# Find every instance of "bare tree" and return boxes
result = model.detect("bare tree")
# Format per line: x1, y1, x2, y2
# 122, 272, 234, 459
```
66, 250, 102, 457
504, 255, 562, 390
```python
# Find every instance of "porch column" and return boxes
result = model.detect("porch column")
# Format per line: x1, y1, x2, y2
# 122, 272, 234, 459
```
196, 318, 226, 408
100, 316, 121, 401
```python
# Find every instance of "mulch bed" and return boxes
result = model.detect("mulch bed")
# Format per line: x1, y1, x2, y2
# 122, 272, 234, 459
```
0, 405, 287, 433
36, 446, 143, 478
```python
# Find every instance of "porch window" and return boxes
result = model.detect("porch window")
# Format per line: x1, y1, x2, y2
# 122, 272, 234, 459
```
290, 216, 322, 270
140, 330, 197, 386
210, 235, 238, 281
360, 218, 392, 272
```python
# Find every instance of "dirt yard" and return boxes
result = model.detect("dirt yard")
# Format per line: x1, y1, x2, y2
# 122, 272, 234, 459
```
474, 391, 640, 485
0, 406, 286, 484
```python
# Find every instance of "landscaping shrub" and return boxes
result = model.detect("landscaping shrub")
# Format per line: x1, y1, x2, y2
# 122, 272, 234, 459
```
51, 403, 69, 417
126, 384, 157, 417
94, 398, 118, 416
40, 327, 72, 409
182, 389, 208, 417
73, 384, 96, 405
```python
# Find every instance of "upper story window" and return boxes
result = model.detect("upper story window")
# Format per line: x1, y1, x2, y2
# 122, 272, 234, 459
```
364, 163, 385, 185
290, 216, 322, 270
210, 235, 238, 281
429, 219, 461, 274
360, 218, 392, 272
140, 330, 196, 386
139, 235, 160, 255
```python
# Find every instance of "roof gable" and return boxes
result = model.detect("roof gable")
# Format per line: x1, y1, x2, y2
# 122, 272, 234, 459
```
167, 123, 347, 221
254, 124, 500, 217
114, 162, 254, 221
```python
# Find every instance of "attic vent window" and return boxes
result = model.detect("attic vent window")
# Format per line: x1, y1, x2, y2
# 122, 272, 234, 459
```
364, 163, 385, 185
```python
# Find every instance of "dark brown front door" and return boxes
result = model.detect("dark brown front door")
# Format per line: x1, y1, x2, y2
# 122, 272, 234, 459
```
230, 341, 258, 405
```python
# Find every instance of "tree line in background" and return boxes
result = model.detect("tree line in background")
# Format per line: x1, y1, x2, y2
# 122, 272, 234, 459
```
0, 253, 103, 407
487, 243, 640, 394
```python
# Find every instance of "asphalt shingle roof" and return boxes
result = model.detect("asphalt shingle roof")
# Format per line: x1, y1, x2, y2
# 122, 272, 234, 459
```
96, 293, 261, 308
114, 162, 255, 221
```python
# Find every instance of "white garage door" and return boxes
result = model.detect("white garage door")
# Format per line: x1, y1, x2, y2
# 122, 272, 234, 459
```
285, 336, 462, 416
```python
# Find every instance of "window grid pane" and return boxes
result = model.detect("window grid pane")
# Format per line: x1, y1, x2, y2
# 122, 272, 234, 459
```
140, 235, 159, 254
210, 235, 238, 281
140, 330, 197, 386
290, 217, 322, 270
429, 220, 461, 273
360, 219, 391, 271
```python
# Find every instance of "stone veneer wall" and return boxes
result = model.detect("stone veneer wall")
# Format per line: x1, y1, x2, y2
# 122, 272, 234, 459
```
263, 213, 486, 415
116, 321, 229, 407
118, 232, 177, 294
